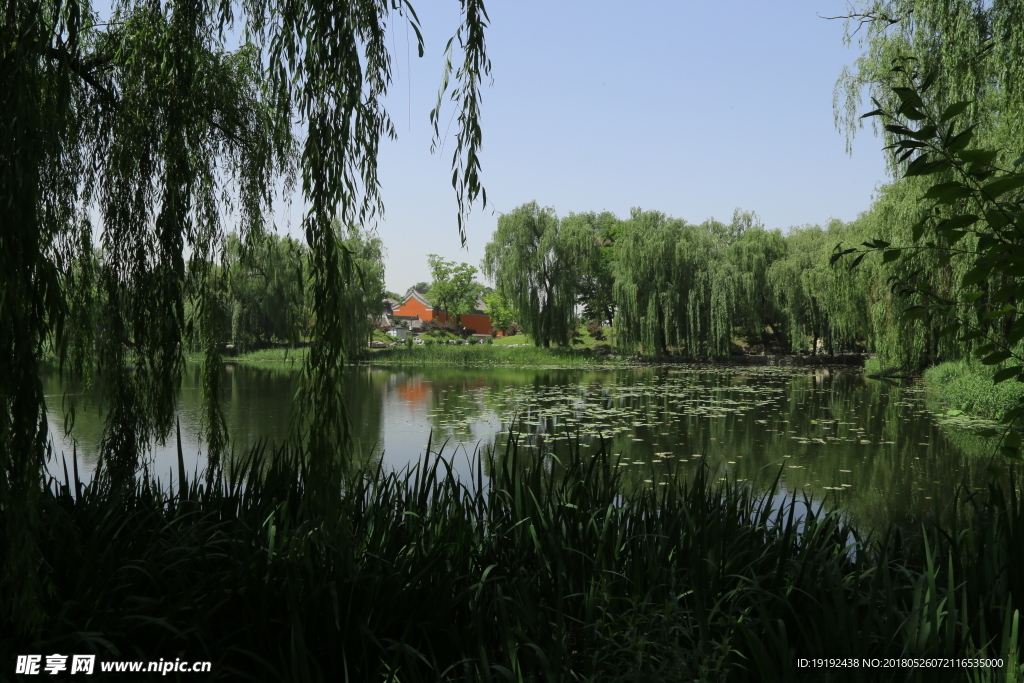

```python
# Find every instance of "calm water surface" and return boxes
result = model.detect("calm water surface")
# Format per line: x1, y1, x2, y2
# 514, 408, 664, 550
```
44, 362, 1005, 530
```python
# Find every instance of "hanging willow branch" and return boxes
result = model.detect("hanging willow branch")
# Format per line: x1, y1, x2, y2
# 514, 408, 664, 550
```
2, 0, 489, 630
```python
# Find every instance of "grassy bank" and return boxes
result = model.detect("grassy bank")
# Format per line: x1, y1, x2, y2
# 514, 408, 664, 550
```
4, 437, 1024, 681
185, 347, 308, 365
187, 341, 618, 368
361, 344, 626, 367
925, 359, 1024, 420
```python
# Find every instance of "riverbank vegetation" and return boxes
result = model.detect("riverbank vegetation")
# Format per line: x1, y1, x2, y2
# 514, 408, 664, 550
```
3, 0, 490, 639
365, 343, 622, 367
926, 361, 1024, 422
484, 203, 871, 357
823, 4, 1024, 438
5, 439, 1023, 681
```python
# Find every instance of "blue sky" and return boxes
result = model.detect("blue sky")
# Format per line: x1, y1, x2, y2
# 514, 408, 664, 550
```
341, 0, 890, 293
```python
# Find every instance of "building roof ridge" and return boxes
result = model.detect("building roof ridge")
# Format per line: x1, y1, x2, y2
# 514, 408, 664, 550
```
402, 289, 433, 309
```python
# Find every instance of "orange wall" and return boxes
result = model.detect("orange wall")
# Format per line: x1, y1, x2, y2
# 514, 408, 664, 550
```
393, 297, 434, 322
435, 311, 493, 334
394, 296, 494, 334
458, 313, 493, 335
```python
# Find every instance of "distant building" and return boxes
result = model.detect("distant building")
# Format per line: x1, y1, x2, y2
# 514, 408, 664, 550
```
390, 289, 498, 337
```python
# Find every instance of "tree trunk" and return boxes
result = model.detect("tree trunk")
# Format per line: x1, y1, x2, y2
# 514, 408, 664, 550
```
766, 321, 787, 354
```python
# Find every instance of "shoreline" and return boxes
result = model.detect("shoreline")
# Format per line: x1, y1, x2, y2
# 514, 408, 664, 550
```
184, 346, 870, 370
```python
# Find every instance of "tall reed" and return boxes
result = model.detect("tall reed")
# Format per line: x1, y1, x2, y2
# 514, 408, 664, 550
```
2, 434, 1023, 681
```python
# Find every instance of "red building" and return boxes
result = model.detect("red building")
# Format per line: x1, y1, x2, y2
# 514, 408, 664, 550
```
391, 290, 496, 336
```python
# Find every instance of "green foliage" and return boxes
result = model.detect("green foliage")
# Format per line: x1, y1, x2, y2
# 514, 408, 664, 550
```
835, 60, 1024, 452
835, 0, 1024, 165
426, 254, 480, 324
336, 223, 387, 358
925, 360, 1024, 421
492, 332, 533, 346
827, 0, 1024, 378
613, 209, 697, 356
210, 346, 308, 364
483, 201, 597, 348
3, 0, 491, 628
724, 218, 789, 349
366, 343, 615, 367
482, 289, 515, 333
223, 233, 308, 351
482, 203, 875, 359
768, 221, 870, 355
570, 210, 620, 326
6, 439, 1024, 680
613, 208, 799, 357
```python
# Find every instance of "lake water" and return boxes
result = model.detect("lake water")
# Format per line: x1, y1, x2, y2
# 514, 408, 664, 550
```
44, 362, 1007, 530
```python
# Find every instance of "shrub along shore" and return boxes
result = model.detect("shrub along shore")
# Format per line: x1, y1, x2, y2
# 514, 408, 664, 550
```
360, 344, 627, 367
924, 360, 1024, 422
4, 435, 1022, 681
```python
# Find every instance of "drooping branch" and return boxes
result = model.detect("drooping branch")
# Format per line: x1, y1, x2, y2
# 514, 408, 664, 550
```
46, 45, 118, 104
818, 10, 911, 36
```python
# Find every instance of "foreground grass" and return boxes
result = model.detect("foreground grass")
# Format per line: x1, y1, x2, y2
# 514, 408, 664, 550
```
362, 344, 625, 367
4, 437, 1024, 681
925, 359, 1024, 420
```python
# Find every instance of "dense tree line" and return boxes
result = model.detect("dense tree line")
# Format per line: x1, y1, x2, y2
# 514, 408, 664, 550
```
183, 225, 385, 356
483, 203, 869, 357
484, 181, 1024, 368
54, 224, 386, 361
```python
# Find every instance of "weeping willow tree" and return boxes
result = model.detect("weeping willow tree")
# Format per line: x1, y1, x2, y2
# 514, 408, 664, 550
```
482, 202, 597, 347
836, 0, 1024, 160
768, 221, 872, 355
492, 201, 877, 358
838, 178, 970, 370
613, 210, 685, 355
614, 208, 786, 357
723, 216, 789, 350
832, 0, 1024, 369
335, 223, 387, 357
223, 232, 308, 352
2, 0, 489, 630
571, 210, 619, 327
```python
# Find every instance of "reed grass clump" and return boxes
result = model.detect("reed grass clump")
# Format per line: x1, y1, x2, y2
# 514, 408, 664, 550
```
3, 436, 1023, 681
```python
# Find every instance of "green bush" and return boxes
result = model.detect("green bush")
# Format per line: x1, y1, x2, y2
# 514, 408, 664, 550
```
925, 359, 1024, 420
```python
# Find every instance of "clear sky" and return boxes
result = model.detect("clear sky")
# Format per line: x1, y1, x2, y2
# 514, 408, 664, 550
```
316, 0, 891, 294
